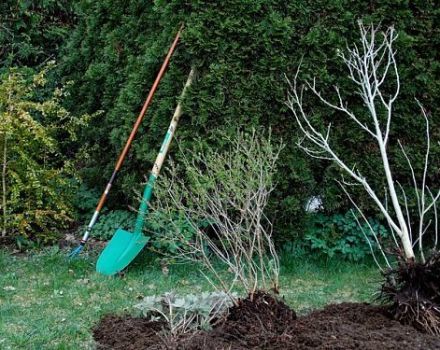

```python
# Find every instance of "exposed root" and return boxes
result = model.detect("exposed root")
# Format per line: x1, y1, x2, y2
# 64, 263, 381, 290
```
380, 252, 440, 335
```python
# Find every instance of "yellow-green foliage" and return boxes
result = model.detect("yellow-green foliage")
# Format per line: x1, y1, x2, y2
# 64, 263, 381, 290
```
0, 66, 86, 242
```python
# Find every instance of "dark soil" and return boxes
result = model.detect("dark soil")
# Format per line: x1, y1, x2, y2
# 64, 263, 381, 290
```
93, 315, 167, 349
93, 294, 440, 350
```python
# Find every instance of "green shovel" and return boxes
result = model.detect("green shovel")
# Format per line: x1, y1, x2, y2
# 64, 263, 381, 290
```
96, 68, 195, 276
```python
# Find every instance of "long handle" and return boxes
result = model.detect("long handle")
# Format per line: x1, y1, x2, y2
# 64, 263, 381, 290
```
78, 26, 183, 247
134, 68, 195, 235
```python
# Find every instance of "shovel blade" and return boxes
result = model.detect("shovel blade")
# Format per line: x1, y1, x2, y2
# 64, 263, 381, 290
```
96, 228, 150, 276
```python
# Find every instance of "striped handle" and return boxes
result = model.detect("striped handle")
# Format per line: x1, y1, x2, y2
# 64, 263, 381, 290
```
134, 68, 195, 234
79, 26, 183, 245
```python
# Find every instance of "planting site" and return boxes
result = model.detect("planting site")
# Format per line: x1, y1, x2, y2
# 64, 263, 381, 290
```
1, 1, 439, 349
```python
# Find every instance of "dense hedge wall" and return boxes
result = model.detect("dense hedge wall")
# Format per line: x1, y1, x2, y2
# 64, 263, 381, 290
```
59, 0, 440, 242
0, 0, 76, 69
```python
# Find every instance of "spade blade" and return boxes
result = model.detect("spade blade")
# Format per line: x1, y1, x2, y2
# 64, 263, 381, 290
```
96, 228, 150, 276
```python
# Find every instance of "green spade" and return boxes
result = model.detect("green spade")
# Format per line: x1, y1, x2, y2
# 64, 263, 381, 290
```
96, 69, 195, 276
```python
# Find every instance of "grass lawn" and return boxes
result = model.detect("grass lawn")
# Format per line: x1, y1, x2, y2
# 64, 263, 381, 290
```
0, 247, 380, 349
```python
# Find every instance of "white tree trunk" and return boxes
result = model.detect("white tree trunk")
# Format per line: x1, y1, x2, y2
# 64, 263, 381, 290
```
286, 23, 438, 264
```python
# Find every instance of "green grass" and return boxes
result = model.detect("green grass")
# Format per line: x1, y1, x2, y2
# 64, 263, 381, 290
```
0, 247, 380, 349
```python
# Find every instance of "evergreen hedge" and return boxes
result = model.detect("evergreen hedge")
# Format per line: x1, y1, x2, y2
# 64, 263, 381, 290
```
59, 0, 440, 242
0, 0, 76, 69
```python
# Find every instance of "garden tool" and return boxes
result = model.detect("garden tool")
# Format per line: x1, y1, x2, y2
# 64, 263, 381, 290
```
69, 26, 183, 258
96, 68, 195, 276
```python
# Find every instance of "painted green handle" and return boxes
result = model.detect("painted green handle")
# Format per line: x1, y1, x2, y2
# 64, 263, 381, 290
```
134, 173, 156, 234
133, 68, 195, 236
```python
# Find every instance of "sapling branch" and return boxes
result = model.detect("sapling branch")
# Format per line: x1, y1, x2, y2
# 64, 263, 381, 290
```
287, 22, 438, 264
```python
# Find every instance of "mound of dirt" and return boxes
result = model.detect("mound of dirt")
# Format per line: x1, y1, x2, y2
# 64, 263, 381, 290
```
93, 299, 440, 349
93, 315, 167, 350
205, 291, 296, 348
279, 303, 440, 350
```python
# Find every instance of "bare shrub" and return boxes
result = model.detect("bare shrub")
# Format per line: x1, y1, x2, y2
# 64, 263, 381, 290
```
151, 129, 284, 301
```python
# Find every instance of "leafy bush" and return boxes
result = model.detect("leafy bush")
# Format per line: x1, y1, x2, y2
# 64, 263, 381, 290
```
304, 211, 390, 261
0, 66, 88, 242
146, 210, 208, 256
86, 208, 205, 250
134, 291, 235, 334
88, 210, 135, 241
71, 183, 101, 221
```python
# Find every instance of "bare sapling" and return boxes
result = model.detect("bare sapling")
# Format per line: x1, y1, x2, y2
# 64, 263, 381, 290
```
287, 22, 440, 334
151, 129, 284, 302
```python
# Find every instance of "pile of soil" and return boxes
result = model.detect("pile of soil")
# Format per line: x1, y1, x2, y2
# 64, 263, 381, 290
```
93, 294, 440, 349
93, 315, 167, 349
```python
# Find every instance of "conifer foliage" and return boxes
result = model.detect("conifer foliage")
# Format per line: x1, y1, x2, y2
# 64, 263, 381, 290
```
0, 0, 76, 68
59, 0, 439, 242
